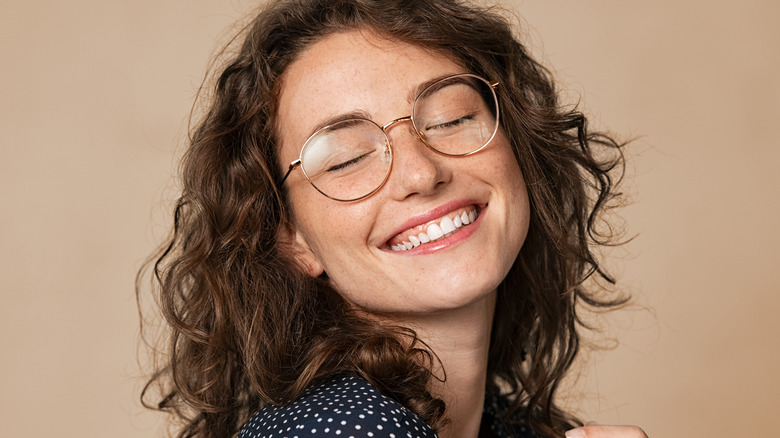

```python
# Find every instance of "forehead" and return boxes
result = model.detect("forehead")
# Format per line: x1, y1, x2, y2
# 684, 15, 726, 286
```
275, 30, 464, 161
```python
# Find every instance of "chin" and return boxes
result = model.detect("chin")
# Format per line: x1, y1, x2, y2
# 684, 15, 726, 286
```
422, 277, 500, 312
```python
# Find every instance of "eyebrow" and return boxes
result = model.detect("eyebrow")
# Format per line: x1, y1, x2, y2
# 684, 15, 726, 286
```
406, 73, 464, 104
305, 109, 373, 140
304, 72, 466, 140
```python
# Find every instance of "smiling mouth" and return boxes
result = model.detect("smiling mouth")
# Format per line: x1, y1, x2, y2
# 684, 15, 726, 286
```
388, 206, 479, 252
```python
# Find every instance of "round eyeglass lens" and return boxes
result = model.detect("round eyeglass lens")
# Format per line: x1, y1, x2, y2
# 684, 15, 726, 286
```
412, 74, 499, 156
300, 118, 392, 201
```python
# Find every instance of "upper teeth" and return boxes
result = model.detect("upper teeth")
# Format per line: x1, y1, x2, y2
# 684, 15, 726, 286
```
390, 208, 477, 252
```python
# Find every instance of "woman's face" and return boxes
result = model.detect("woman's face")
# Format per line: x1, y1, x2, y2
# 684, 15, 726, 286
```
277, 31, 530, 317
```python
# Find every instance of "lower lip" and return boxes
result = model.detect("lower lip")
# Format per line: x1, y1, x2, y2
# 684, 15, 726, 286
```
387, 207, 485, 256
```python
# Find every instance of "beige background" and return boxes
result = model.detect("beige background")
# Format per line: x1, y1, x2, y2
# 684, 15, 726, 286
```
1, 0, 777, 436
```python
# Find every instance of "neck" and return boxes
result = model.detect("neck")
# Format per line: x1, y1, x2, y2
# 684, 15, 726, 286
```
392, 292, 496, 438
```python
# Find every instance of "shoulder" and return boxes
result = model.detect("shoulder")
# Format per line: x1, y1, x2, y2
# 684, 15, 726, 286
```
238, 375, 437, 438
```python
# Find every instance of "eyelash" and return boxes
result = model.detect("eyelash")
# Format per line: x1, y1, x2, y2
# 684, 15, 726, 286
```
326, 151, 372, 172
428, 115, 473, 130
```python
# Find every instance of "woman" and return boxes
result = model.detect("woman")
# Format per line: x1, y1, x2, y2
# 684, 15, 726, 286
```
139, 0, 647, 437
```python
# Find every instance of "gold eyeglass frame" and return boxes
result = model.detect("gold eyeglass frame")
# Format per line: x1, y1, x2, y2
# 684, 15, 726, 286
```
279, 73, 500, 202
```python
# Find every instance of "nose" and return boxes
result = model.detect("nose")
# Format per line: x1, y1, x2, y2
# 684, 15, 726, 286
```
382, 117, 451, 200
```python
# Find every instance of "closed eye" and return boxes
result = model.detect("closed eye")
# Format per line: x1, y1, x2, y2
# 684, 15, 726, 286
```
426, 115, 474, 131
326, 150, 375, 172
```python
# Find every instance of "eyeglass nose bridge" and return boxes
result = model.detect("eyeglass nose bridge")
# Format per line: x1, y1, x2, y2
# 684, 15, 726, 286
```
381, 115, 420, 145
380, 115, 431, 152
381, 115, 413, 132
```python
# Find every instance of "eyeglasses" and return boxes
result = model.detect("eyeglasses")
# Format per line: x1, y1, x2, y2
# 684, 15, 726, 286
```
280, 73, 500, 202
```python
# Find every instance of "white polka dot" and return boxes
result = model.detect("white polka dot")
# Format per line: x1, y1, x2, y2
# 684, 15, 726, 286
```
236, 375, 448, 438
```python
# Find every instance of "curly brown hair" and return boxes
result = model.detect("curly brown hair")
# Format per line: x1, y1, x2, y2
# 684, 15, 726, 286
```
138, 0, 627, 437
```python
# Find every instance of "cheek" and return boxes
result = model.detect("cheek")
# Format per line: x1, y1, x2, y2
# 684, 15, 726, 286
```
483, 140, 528, 205
291, 195, 376, 267
491, 144, 531, 253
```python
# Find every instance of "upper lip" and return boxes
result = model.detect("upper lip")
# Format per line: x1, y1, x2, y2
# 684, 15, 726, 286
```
381, 199, 484, 247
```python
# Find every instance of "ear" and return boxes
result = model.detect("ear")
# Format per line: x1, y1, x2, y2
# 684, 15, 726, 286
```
279, 225, 325, 278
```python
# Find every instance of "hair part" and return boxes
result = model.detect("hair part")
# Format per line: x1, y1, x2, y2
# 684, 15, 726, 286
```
138, 0, 628, 437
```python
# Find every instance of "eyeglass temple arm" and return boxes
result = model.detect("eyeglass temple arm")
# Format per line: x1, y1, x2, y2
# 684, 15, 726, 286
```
280, 159, 301, 185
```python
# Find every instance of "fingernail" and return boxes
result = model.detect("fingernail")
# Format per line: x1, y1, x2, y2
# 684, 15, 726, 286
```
565, 427, 586, 438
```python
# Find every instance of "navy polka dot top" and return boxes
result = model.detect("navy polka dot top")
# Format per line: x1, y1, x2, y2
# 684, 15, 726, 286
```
238, 375, 538, 438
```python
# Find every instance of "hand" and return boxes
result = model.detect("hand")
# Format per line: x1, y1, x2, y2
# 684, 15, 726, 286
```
565, 425, 648, 438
